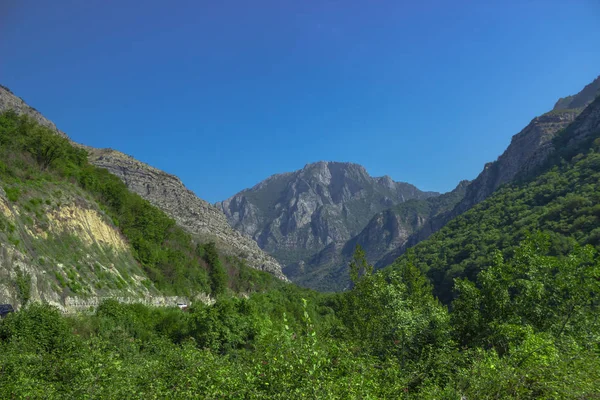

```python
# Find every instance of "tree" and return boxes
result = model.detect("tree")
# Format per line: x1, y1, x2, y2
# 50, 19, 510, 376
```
348, 244, 372, 285
25, 125, 68, 170
203, 242, 228, 296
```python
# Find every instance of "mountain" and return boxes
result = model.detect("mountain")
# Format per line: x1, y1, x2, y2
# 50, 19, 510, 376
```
286, 180, 469, 291
452, 76, 600, 217
553, 76, 600, 110
374, 75, 600, 269
87, 149, 285, 279
0, 85, 285, 281
0, 86, 287, 311
218, 75, 599, 292
388, 93, 600, 303
0, 84, 69, 139
216, 161, 438, 268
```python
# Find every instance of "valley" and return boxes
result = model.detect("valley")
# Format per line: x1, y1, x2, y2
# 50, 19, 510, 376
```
1, 47, 599, 400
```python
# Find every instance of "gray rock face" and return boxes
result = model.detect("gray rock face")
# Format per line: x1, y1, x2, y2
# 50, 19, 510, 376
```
375, 75, 600, 270
289, 180, 469, 291
0, 84, 286, 280
217, 161, 438, 268
553, 76, 600, 110
0, 85, 68, 138
453, 75, 599, 216
87, 149, 286, 279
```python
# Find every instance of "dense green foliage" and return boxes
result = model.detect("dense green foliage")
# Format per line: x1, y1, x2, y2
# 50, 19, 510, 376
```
0, 111, 279, 296
1, 235, 598, 398
390, 127, 600, 303
1, 101, 599, 397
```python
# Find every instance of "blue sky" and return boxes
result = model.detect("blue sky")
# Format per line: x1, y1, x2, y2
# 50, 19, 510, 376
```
1, 0, 599, 203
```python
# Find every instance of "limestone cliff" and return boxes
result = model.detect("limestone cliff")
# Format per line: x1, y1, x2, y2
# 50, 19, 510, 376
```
87, 148, 285, 279
217, 161, 438, 268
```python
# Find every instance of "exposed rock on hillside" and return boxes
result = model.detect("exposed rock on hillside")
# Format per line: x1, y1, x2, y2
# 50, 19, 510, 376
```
0, 184, 155, 311
217, 161, 438, 267
553, 76, 600, 110
88, 148, 286, 279
287, 180, 469, 291
455, 75, 599, 216
0, 84, 285, 281
0, 85, 68, 138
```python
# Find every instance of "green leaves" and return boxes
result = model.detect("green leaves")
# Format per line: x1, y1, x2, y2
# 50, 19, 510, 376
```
349, 244, 372, 285
0, 111, 285, 296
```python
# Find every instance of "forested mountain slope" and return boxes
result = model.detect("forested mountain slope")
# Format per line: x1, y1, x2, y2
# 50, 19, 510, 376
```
389, 94, 600, 303
375, 74, 600, 269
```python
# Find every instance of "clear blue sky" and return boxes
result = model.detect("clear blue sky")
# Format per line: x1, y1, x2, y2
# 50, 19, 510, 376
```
1, 1, 599, 203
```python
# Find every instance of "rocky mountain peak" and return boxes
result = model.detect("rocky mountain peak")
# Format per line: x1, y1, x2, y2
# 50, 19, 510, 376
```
217, 162, 438, 268
553, 75, 600, 111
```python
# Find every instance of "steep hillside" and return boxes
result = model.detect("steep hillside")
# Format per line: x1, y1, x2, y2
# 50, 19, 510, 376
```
0, 85, 68, 138
452, 75, 599, 216
0, 180, 155, 311
285, 180, 469, 291
375, 75, 600, 269
0, 85, 285, 280
388, 95, 600, 303
553, 75, 600, 110
87, 149, 285, 279
0, 108, 283, 312
217, 161, 437, 267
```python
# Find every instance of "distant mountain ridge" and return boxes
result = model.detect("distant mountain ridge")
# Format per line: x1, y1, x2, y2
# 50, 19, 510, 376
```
217, 161, 438, 269
285, 180, 470, 291
219, 75, 600, 292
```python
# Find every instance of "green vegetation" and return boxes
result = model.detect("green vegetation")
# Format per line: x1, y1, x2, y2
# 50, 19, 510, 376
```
1, 235, 598, 398
1, 100, 599, 397
389, 120, 600, 303
0, 111, 280, 297
202, 242, 228, 296
14, 267, 31, 305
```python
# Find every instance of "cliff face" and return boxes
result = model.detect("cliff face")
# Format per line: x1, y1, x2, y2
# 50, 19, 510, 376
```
287, 181, 469, 291
375, 75, 600, 270
452, 110, 579, 214
87, 149, 285, 279
217, 161, 438, 267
